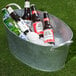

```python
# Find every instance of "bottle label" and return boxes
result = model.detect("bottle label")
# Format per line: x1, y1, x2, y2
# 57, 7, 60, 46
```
32, 11, 40, 15
4, 17, 20, 35
7, 7, 14, 14
43, 29, 55, 43
17, 19, 29, 32
25, 1, 30, 8
24, 20, 32, 27
32, 11, 37, 14
33, 21, 43, 35
44, 18, 50, 22
2, 9, 10, 20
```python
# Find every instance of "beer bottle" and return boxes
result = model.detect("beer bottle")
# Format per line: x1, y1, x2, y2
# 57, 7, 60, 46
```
31, 4, 43, 38
43, 11, 55, 45
22, 0, 31, 20
2, 8, 20, 35
6, 6, 31, 35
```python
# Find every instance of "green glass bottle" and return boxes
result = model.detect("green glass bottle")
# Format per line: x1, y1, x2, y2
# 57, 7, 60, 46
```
2, 8, 21, 35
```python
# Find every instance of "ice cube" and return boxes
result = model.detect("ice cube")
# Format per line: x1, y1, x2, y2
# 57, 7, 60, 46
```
27, 34, 51, 46
39, 38, 52, 46
26, 32, 39, 41
20, 32, 53, 46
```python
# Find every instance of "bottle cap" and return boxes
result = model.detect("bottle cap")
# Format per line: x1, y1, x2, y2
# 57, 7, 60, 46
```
6, 6, 14, 14
24, 1, 30, 8
43, 11, 48, 13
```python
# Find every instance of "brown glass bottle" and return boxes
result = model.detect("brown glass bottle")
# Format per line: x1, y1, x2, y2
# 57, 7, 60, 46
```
31, 4, 43, 38
43, 11, 55, 45
6, 6, 31, 35
22, 0, 31, 20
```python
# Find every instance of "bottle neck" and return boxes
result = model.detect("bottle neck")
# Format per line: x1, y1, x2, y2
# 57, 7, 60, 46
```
32, 12, 40, 22
10, 12, 20, 22
44, 17, 50, 25
22, 8, 31, 20
22, 1, 31, 20
6, 6, 20, 22
43, 17, 52, 29
31, 6, 40, 22
31, 5, 38, 15
31, 6, 35, 11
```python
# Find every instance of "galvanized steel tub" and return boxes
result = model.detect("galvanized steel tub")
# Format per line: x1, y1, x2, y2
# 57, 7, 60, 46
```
4, 9, 73, 72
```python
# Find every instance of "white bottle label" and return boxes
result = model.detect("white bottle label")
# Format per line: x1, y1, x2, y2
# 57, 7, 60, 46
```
44, 29, 55, 43
17, 19, 29, 32
33, 21, 43, 35
24, 20, 32, 27
25, 1, 30, 8
7, 7, 14, 14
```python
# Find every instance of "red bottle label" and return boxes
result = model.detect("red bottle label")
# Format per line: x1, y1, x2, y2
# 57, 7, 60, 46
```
32, 11, 37, 14
33, 21, 43, 35
32, 11, 40, 15
43, 29, 55, 43
44, 18, 50, 22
